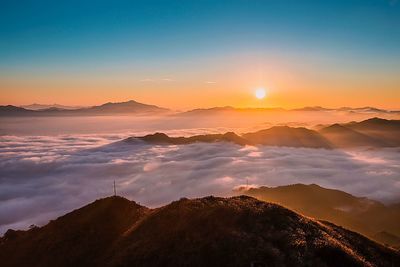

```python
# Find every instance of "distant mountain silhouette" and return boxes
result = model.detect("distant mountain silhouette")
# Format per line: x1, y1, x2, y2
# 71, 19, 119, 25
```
2, 102, 399, 117
177, 106, 287, 116
1, 195, 399, 267
293, 106, 399, 114
243, 126, 332, 148
338, 107, 399, 114
82, 100, 168, 114
238, 184, 400, 247
0, 105, 35, 115
178, 106, 399, 116
21, 103, 83, 110
292, 106, 332, 111
0, 100, 169, 116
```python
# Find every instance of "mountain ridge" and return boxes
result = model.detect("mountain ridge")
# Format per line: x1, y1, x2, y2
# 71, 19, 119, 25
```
1, 195, 399, 267
124, 118, 400, 148
238, 183, 400, 247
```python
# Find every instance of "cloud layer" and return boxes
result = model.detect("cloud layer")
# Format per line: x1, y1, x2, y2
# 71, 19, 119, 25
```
1, 134, 400, 234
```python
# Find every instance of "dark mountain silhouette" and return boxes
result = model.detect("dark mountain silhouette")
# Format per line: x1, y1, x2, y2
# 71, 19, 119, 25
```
82, 100, 168, 114
319, 123, 387, 148
1, 195, 399, 267
0, 105, 35, 115
0, 100, 169, 116
0, 196, 149, 267
239, 184, 400, 247
242, 126, 332, 148
127, 132, 249, 146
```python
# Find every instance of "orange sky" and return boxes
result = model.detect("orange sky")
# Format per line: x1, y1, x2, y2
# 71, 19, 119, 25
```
1, 54, 399, 110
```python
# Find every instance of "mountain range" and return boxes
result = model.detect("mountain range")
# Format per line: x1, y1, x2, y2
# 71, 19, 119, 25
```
237, 183, 400, 249
1, 195, 399, 267
1, 100, 399, 116
0, 100, 169, 116
178, 106, 400, 116
127, 118, 400, 149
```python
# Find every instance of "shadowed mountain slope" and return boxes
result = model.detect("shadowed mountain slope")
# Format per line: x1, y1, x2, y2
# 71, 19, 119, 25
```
242, 126, 332, 148
343, 118, 400, 146
319, 123, 387, 148
240, 184, 400, 247
1, 196, 399, 267
346, 118, 400, 132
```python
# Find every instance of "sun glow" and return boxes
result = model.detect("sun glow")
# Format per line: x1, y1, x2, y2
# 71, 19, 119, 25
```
255, 88, 266, 99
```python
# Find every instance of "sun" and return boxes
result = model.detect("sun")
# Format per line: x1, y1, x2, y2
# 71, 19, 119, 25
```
255, 88, 266, 99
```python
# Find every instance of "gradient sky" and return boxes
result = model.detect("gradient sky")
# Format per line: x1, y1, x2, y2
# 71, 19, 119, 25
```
1, 0, 399, 109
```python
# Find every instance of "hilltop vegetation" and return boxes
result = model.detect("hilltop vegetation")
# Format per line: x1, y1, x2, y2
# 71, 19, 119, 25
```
1, 195, 399, 267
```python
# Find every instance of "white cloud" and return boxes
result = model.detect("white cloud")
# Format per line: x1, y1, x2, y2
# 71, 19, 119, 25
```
0, 135, 400, 235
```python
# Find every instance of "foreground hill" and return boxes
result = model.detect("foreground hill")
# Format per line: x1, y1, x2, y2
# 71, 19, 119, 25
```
1, 196, 399, 267
239, 184, 400, 247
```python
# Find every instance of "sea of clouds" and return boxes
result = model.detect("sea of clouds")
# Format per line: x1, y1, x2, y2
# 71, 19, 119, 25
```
1, 134, 400, 234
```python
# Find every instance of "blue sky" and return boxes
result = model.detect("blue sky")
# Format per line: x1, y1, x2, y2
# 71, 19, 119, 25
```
1, 0, 399, 67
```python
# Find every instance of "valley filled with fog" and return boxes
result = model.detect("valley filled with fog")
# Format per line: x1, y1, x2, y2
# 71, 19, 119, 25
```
1, 114, 399, 234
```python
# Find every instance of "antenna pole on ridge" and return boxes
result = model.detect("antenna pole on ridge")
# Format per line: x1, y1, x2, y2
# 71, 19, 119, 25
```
113, 180, 116, 196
